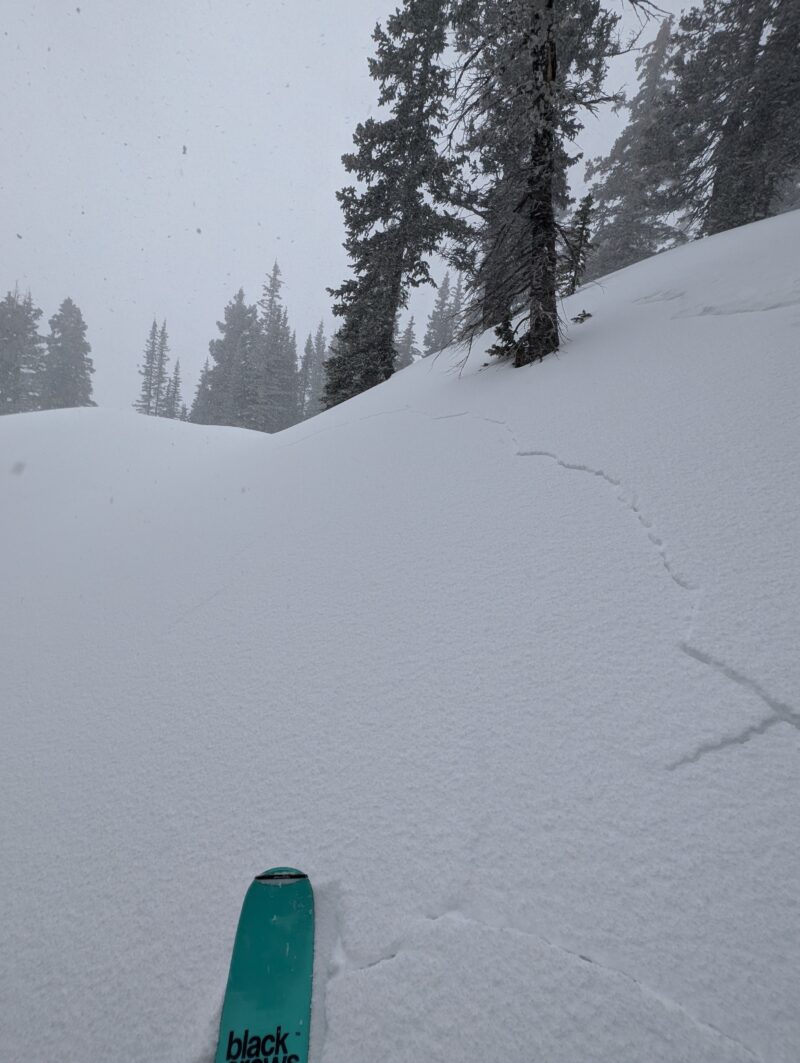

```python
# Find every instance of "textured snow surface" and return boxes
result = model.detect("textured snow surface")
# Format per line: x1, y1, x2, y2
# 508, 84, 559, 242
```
2, 213, 799, 1062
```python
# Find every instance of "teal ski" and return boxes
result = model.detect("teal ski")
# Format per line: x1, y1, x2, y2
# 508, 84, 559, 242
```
214, 868, 314, 1063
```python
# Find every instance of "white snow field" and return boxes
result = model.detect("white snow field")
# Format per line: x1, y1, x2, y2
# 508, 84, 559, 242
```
2, 212, 800, 1063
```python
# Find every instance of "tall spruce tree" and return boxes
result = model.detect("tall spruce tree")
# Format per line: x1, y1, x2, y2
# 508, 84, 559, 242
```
585, 18, 685, 278
298, 322, 328, 418
450, 0, 621, 366
324, 0, 462, 409
162, 360, 183, 420
134, 320, 159, 415
652, 0, 800, 236
204, 289, 261, 430
152, 321, 171, 417
135, 319, 171, 416
299, 333, 314, 416
285, 326, 299, 426
395, 316, 420, 369
448, 274, 464, 343
305, 321, 327, 419
423, 271, 453, 355
557, 194, 595, 295
0, 289, 45, 414
40, 298, 95, 409
258, 263, 299, 432
189, 359, 214, 425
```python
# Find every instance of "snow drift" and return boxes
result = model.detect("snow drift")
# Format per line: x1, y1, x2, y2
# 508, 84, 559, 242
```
2, 212, 799, 1062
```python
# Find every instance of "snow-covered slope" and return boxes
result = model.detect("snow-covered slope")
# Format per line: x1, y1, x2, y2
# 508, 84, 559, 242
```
2, 213, 799, 1063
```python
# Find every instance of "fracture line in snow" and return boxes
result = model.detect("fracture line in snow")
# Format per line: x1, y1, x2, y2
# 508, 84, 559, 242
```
342, 906, 762, 1061
320, 403, 797, 771
668, 644, 800, 769
667, 713, 784, 769
465, 416, 794, 771
329, 933, 403, 977
515, 448, 697, 595
678, 644, 800, 730
296, 402, 799, 770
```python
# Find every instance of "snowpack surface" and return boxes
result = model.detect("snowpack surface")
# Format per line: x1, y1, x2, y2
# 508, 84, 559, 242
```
2, 212, 799, 1062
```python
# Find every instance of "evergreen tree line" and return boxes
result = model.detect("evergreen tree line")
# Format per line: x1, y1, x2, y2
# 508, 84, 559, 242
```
132, 254, 463, 434
134, 257, 462, 434
184, 263, 327, 432
324, 0, 799, 409
0, 288, 94, 414
134, 262, 330, 432
586, 2, 800, 279
177, 260, 462, 432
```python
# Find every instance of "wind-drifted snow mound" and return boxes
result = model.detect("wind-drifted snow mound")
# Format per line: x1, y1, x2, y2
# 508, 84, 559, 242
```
2, 212, 799, 1063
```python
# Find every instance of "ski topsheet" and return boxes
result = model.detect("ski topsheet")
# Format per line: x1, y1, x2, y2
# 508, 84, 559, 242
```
214, 868, 314, 1063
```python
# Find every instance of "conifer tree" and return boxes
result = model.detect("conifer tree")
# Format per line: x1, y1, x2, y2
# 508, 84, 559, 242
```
557, 194, 595, 295
257, 263, 299, 432
40, 298, 95, 409
285, 326, 299, 426
299, 333, 314, 416
152, 321, 171, 417
162, 360, 183, 420
585, 18, 685, 278
450, 0, 621, 366
423, 272, 453, 355
0, 289, 45, 414
189, 359, 214, 425
134, 320, 158, 415
205, 290, 261, 430
134, 319, 171, 417
395, 316, 420, 369
305, 321, 327, 419
298, 322, 329, 418
448, 274, 464, 344
324, 0, 462, 409
652, 0, 800, 236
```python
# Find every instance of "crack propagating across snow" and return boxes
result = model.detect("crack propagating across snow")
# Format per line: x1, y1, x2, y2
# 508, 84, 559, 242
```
335, 908, 762, 1061
516, 448, 697, 594
310, 405, 780, 1060
668, 644, 800, 768
469, 415, 798, 770
289, 402, 798, 767
446, 910, 764, 1061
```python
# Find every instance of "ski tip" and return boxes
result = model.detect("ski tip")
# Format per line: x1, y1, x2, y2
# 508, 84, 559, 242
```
255, 867, 308, 884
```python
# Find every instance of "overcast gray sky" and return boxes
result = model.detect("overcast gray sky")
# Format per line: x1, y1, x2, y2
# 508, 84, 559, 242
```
2, 0, 682, 409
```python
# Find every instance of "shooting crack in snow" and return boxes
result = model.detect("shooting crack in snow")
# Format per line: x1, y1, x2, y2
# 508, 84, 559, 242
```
669, 645, 800, 768
335, 908, 764, 1063
413, 406, 793, 772
170, 394, 796, 774
506, 439, 795, 770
